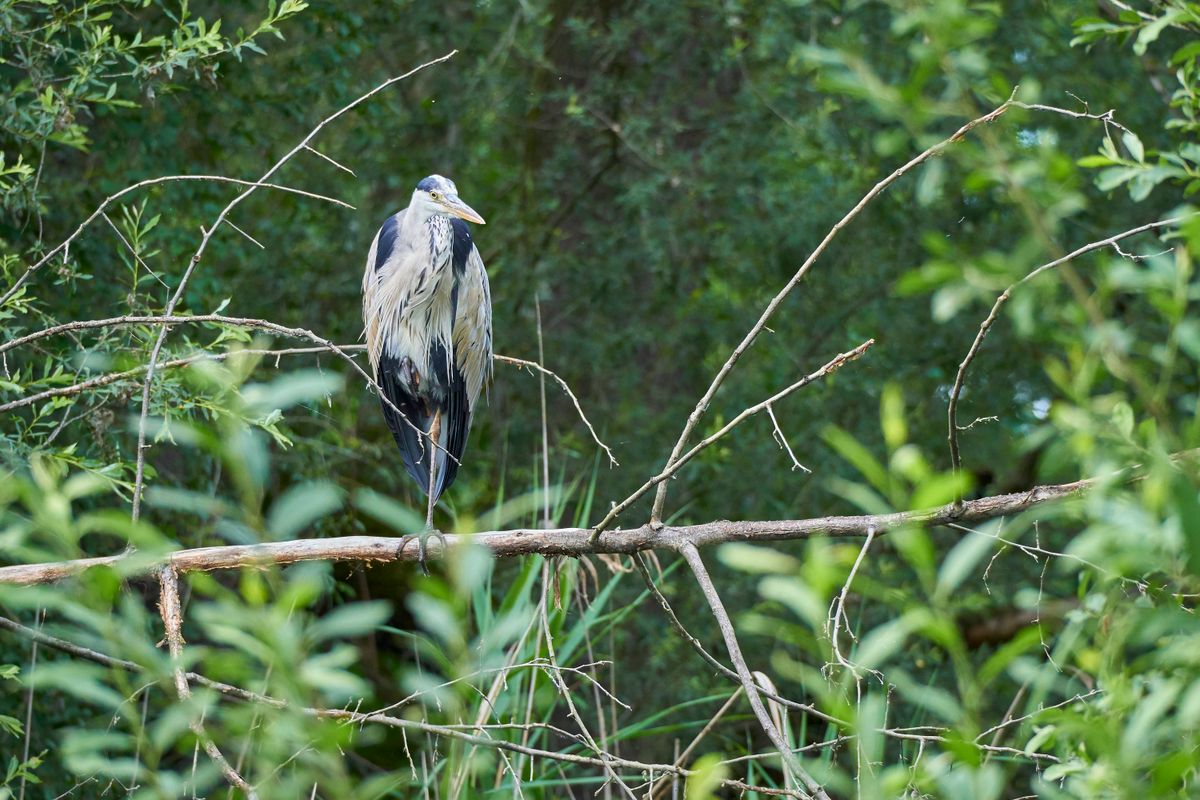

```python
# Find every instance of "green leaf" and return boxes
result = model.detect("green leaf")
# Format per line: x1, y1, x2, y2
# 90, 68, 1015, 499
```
308, 601, 392, 642
1122, 130, 1145, 163
1134, 9, 1185, 56
717, 543, 801, 574
685, 753, 729, 800
881, 384, 907, 450
354, 487, 424, 534
267, 480, 343, 539
1112, 401, 1134, 438
241, 369, 343, 413
823, 425, 890, 496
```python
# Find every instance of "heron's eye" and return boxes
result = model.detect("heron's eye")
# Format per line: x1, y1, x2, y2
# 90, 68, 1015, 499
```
430, 191, 440, 200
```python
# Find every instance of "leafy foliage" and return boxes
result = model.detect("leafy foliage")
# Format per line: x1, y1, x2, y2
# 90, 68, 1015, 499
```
2, 0, 1200, 797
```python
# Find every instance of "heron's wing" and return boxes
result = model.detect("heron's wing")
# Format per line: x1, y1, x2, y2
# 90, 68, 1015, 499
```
426, 220, 493, 500
450, 221, 494, 407
376, 354, 437, 498
362, 211, 405, 376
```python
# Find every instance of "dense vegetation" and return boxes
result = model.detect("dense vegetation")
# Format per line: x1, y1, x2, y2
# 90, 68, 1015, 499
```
3, 0, 1200, 797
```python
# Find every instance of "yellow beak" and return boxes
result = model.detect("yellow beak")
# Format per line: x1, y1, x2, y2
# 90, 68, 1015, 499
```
443, 194, 485, 225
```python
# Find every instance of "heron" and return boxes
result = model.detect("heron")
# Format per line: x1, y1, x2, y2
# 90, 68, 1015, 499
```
362, 175, 492, 568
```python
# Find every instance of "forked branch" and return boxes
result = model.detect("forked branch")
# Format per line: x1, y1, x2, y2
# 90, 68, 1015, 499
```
0, 474, 1093, 585
648, 96, 1018, 525
946, 214, 1191, 475
593, 339, 873, 536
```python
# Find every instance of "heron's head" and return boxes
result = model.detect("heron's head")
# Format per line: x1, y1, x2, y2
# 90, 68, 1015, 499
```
411, 175, 486, 225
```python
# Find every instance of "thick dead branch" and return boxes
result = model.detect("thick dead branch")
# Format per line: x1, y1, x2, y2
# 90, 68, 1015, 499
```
0, 476, 1089, 585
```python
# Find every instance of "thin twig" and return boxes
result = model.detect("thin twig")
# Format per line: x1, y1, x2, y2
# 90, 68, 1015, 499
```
536, 297, 551, 528
649, 688, 743, 800
974, 689, 1103, 743
946, 214, 1191, 477
101, 212, 170, 290
827, 526, 877, 678
302, 144, 356, 176
767, 404, 811, 473
222, 219, 265, 250
648, 97, 1017, 524
537, 560, 637, 799
1010, 101, 1132, 135
593, 339, 874, 537
17, 609, 42, 800
494, 354, 617, 466
0, 175, 354, 308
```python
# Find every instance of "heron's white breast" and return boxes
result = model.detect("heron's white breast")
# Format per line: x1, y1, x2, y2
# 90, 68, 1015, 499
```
364, 216, 456, 386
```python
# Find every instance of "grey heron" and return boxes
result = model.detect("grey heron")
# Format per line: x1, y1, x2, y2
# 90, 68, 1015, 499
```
362, 175, 492, 567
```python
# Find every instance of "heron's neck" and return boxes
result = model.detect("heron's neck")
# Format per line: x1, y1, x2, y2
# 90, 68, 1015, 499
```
399, 211, 452, 268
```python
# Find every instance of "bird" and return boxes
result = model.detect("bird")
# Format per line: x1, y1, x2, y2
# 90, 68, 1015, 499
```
361, 175, 492, 568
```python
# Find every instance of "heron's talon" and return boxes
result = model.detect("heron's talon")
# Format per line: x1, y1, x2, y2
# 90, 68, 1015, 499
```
401, 529, 446, 576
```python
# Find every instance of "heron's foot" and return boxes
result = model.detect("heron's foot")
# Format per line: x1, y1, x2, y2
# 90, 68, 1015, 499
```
400, 528, 447, 576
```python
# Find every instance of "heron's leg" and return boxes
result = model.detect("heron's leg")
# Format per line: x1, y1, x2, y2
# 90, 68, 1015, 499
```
425, 410, 440, 529
411, 410, 445, 575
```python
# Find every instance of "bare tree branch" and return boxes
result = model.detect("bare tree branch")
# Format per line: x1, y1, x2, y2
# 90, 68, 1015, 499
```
0, 475, 1095, 586
158, 566, 258, 799
647, 96, 1018, 525
593, 339, 874, 536
678, 542, 828, 799
946, 214, 1191, 476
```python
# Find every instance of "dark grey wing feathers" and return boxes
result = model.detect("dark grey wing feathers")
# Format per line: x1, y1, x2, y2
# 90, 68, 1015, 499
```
374, 215, 400, 274
376, 354, 433, 497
